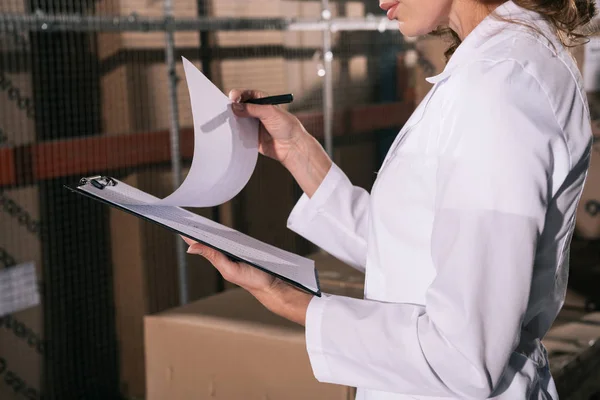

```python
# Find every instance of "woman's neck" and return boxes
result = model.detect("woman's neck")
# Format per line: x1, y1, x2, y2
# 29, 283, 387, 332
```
448, 0, 507, 40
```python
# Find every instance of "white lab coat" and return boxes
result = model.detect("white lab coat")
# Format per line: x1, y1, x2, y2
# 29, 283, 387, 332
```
287, 2, 593, 399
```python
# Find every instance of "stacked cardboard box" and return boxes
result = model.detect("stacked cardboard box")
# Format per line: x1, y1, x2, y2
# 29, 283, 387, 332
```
95, 0, 200, 136
213, 1, 286, 98
0, 186, 43, 400
0, 138, 42, 394
98, 46, 198, 136
211, 1, 373, 111
0, 9, 44, 397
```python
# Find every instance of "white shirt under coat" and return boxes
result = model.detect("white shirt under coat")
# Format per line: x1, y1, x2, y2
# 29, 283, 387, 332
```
287, 2, 593, 399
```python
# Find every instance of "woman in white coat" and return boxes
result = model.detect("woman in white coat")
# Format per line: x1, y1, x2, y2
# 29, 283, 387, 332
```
184, 0, 596, 398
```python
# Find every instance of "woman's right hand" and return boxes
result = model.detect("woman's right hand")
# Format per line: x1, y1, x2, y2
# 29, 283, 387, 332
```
229, 89, 308, 166
229, 89, 332, 198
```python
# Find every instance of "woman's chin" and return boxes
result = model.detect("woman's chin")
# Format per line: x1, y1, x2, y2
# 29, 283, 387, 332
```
397, 22, 432, 38
396, 21, 413, 36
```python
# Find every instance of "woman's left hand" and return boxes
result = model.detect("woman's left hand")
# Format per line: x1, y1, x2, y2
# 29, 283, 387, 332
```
182, 236, 313, 326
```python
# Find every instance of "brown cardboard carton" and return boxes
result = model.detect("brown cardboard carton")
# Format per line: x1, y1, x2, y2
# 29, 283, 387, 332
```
100, 60, 197, 136
210, 0, 372, 113
308, 251, 365, 299
0, 72, 36, 146
95, 0, 199, 60
212, 0, 283, 49
110, 167, 221, 398
575, 135, 600, 239
0, 307, 43, 400
0, 0, 26, 13
96, 0, 199, 137
0, 49, 43, 397
0, 186, 43, 400
145, 288, 355, 400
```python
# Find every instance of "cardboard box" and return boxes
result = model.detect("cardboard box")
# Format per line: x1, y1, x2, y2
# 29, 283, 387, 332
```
95, 0, 200, 60
0, 0, 26, 13
0, 187, 43, 400
0, 307, 43, 400
96, 0, 200, 136
145, 288, 355, 400
100, 60, 197, 136
210, 0, 373, 113
110, 167, 221, 398
307, 251, 365, 299
95, 0, 363, 116
0, 51, 43, 398
575, 135, 600, 239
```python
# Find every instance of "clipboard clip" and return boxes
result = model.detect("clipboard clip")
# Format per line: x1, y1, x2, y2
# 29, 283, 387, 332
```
79, 175, 118, 190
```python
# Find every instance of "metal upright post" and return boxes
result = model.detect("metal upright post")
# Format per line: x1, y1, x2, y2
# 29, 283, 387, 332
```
164, 0, 189, 305
321, 0, 334, 158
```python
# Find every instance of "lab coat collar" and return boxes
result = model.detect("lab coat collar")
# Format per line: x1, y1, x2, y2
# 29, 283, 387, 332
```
425, 1, 545, 84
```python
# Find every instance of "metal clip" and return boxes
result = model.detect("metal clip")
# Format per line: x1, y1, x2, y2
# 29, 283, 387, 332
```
79, 176, 117, 190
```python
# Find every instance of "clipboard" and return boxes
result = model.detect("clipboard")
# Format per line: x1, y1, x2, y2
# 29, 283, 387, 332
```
65, 176, 321, 297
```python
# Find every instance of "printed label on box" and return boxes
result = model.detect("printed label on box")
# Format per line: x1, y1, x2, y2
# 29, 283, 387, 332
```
0, 263, 39, 317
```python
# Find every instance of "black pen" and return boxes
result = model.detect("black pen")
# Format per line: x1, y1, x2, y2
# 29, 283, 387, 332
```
243, 93, 294, 105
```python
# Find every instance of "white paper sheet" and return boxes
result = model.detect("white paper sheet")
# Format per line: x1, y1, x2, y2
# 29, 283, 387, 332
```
150, 57, 259, 207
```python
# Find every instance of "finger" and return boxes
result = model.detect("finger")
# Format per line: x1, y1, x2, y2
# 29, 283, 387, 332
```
187, 243, 241, 282
228, 89, 268, 103
228, 89, 243, 102
180, 235, 196, 246
232, 102, 278, 120
186, 242, 210, 257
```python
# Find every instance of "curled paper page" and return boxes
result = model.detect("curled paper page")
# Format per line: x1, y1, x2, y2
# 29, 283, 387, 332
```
151, 57, 259, 207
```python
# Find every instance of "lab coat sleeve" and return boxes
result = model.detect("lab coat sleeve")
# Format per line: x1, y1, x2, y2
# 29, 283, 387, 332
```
304, 59, 563, 398
287, 162, 370, 271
